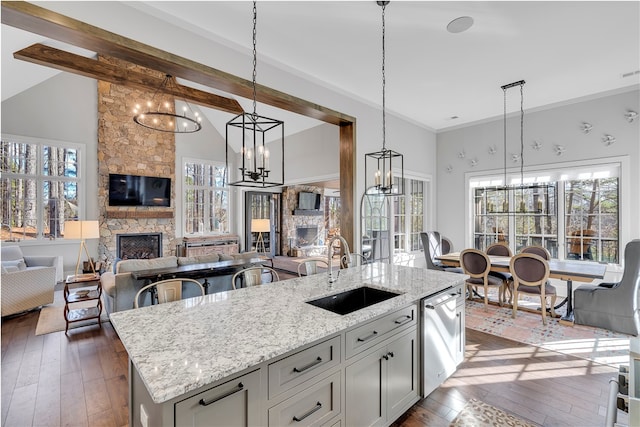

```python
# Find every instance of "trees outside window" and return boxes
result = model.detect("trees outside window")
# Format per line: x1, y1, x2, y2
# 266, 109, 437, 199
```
1, 137, 79, 241
184, 161, 229, 235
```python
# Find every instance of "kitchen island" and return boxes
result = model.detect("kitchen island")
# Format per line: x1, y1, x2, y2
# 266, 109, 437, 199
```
110, 262, 466, 426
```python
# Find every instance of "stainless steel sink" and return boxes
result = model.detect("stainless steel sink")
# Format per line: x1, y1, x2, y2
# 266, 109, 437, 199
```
306, 286, 401, 315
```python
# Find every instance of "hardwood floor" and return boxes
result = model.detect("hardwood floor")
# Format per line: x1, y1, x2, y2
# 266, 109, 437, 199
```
2, 302, 628, 427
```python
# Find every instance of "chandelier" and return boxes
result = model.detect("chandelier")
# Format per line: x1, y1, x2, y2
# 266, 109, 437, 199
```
225, 1, 284, 188
133, 74, 202, 133
492, 80, 554, 215
365, 1, 404, 196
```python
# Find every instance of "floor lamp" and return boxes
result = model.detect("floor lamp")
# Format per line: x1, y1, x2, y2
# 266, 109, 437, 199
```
251, 219, 270, 254
65, 220, 100, 279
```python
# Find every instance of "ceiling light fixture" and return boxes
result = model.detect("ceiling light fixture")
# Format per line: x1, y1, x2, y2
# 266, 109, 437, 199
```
133, 74, 202, 133
225, 1, 284, 188
365, 1, 404, 196
447, 16, 474, 33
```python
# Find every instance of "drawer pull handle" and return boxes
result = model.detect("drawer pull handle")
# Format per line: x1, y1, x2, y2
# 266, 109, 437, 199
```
293, 402, 322, 422
293, 356, 323, 373
198, 382, 244, 406
357, 331, 378, 342
394, 315, 412, 325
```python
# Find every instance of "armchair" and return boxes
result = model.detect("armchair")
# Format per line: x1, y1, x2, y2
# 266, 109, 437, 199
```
1, 245, 57, 316
573, 239, 640, 336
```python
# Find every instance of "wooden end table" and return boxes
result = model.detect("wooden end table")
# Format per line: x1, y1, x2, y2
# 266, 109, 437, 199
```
64, 274, 102, 334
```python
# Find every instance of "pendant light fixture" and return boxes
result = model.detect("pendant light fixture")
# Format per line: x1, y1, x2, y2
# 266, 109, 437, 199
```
226, 1, 284, 188
133, 74, 202, 133
365, 1, 404, 196
497, 80, 554, 215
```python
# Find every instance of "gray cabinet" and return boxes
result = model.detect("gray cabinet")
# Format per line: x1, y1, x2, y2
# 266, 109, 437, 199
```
345, 327, 419, 427
175, 370, 261, 427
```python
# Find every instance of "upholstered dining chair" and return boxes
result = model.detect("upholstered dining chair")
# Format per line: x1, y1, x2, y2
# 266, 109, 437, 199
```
231, 266, 280, 289
441, 236, 454, 255
485, 242, 513, 303
509, 253, 556, 325
573, 239, 640, 336
460, 248, 506, 310
134, 278, 205, 308
297, 257, 330, 277
420, 231, 463, 273
521, 245, 551, 260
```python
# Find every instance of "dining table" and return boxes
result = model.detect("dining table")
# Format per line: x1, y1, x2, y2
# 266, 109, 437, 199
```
436, 252, 607, 324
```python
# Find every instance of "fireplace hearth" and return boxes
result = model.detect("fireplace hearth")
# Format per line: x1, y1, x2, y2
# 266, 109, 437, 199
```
117, 233, 162, 259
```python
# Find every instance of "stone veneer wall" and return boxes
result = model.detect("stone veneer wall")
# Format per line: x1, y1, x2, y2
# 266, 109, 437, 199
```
282, 185, 326, 256
97, 55, 176, 265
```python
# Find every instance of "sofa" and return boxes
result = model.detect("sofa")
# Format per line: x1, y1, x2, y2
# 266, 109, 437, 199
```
1, 245, 58, 316
101, 251, 261, 315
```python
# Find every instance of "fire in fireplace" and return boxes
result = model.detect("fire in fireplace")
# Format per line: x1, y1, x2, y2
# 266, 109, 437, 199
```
117, 233, 162, 259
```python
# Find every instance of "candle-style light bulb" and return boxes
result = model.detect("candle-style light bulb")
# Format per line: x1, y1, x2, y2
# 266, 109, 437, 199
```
264, 149, 270, 170
375, 170, 381, 186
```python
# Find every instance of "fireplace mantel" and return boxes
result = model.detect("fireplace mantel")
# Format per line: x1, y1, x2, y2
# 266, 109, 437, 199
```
293, 209, 323, 216
106, 209, 173, 219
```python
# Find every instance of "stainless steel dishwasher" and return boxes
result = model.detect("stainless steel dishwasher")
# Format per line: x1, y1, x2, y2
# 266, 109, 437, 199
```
422, 285, 464, 397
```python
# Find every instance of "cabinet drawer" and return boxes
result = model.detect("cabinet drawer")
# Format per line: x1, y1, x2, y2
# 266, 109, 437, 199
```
268, 371, 341, 427
175, 369, 261, 427
345, 304, 416, 359
269, 336, 340, 399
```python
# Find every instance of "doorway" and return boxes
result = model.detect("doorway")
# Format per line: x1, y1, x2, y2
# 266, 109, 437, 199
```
245, 192, 281, 256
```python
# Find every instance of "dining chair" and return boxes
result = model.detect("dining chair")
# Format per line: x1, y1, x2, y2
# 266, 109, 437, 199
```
231, 266, 280, 289
134, 278, 205, 308
420, 231, 463, 273
485, 242, 513, 303
509, 253, 556, 325
460, 248, 506, 310
573, 239, 640, 335
441, 236, 454, 255
297, 257, 330, 277
520, 245, 551, 260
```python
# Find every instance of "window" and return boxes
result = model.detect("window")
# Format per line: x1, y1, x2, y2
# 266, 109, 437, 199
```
183, 161, 229, 234
1, 136, 80, 241
565, 178, 619, 262
472, 175, 619, 263
393, 178, 424, 252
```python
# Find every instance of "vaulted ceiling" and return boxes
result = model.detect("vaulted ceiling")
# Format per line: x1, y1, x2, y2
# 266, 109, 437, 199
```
2, 1, 639, 134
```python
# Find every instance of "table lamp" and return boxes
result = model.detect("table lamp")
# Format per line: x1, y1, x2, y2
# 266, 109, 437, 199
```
65, 220, 100, 279
251, 219, 270, 254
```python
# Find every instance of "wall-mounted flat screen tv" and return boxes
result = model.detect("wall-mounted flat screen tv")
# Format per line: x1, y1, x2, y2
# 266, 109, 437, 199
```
298, 191, 321, 210
108, 173, 171, 207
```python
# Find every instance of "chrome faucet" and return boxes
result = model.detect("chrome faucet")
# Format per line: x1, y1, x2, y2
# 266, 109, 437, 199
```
327, 234, 351, 284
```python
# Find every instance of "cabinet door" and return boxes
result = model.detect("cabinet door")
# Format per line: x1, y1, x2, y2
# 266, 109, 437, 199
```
386, 329, 419, 421
175, 370, 261, 427
345, 350, 385, 427
455, 302, 465, 366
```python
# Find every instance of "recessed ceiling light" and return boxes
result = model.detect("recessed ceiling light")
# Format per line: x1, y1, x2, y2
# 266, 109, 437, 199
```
447, 16, 474, 33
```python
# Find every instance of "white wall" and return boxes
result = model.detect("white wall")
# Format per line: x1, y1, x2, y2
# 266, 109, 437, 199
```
436, 88, 640, 259
1, 73, 99, 277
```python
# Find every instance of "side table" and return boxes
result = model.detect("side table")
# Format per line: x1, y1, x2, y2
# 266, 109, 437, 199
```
64, 274, 102, 334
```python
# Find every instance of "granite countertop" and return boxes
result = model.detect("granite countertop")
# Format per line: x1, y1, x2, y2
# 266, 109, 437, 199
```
109, 262, 465, 404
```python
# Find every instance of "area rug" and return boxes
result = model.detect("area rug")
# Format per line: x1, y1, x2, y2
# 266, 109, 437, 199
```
465, 294, 630, 367
449, 398, 538, 427
35, 288, 109, 336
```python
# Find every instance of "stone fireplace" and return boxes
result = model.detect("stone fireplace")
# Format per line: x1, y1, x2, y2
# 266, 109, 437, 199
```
117, 233, 163, 260
282, 185, 327, 256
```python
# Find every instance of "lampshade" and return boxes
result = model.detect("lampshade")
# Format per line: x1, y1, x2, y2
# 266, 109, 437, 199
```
65, 221, 100, 240
251, 219, 271, 233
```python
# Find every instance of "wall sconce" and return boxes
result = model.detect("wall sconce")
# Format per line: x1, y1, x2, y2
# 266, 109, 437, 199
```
581, 122, 593, 134
625, 110, 638, 123
602, 134, 616, 146
554, 144, 566, 156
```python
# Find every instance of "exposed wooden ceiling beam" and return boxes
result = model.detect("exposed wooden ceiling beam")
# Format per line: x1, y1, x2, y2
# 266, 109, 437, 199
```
1, 1, 355, 126
14, 43, 244, 115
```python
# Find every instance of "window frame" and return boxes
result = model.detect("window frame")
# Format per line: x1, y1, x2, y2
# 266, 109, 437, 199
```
182, 158, 230, 236
1, 134, 84, 242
